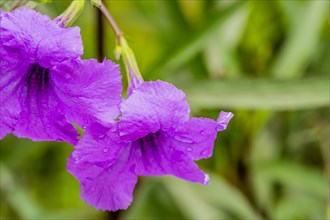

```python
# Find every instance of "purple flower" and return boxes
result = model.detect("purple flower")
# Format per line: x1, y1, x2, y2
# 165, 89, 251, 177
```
0, 8, 122, 144
67, 80, 233, 211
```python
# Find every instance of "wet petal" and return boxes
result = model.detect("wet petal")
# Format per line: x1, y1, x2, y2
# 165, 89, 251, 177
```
52, 59, 122, 128
1, 36, 79, 143
1, 48, 26, 139
67, 147, 137, 211
119, 80, 190, 141
72, 123, 124, 165
0, 43, 28, 96
36, 26, 82, 68
0, 8, 82, 67
0, 102, 19, 139
12, 70, 79, 144
172, 117, 219, 160
133, 133, 208, 185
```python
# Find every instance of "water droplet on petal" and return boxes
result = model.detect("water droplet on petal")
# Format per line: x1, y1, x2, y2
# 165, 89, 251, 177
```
72, 151, 79, 162
186, 147, 192, 152
102, 148, 109, 153
201, 149, 209, 156
204, 174, 210, 185
98, 134, 106, 139
174, 135, 193, 143
200, 131, 205, 135
119, 132, 126, 137
72, 151, 77, 157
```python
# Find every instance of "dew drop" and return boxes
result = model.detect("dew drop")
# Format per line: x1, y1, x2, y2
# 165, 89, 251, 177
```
72, 151, 79, 161
102, 148, 109, 153
174, 135, 193, 143
186, 147, 192, 152
98, 134, 106, 139
201, 149, 208, 156
72, 154, 80, 164
200, 131, 205, 135
119, 132, 126, 137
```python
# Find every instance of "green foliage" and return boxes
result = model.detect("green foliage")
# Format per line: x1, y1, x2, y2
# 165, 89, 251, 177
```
1, 0, 329, 219
179, 77, 329, 110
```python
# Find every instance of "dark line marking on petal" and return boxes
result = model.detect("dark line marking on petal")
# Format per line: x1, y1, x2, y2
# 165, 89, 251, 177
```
149, 134, 157, 148
26, 63, 38, 96
26, 63, 50, 96
139, 138, 145, 155
44, 69, 50, 87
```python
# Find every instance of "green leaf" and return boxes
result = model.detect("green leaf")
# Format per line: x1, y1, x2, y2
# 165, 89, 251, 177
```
34, 0, 52, 3
162, 177, 227, 219
161, 174, 261, 219
254, 160, 328, 200
272, 195, 326, 219
146, 1, 246, 79
124, 179, 184, 219
204, 5, 249, 79
0, 163, 43, 219
178, 77, 329, 110
271, 0, 328, 79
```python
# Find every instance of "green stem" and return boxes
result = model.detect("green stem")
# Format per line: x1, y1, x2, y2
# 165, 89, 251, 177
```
10, 0, 29, 11
56, 0, 85, 27
91, 0, 122, 43
91, 0, 143, 83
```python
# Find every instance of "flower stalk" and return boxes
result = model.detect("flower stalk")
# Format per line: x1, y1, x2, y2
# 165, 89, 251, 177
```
91, 0, 143, 89
9, 0, 29, 11
55, 0, 85, 27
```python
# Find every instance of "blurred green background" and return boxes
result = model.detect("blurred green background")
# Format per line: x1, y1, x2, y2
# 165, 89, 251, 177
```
1, 0, 329, 219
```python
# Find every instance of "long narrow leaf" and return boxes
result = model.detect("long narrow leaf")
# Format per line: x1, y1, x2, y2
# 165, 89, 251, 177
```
146, 1, 246, 79
161, 174, 261, 219
271, 0, 328, 78
178, 77, 329, 110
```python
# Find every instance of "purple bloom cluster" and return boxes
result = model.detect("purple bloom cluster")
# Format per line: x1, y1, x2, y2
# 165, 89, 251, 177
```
0, 8, 233, 211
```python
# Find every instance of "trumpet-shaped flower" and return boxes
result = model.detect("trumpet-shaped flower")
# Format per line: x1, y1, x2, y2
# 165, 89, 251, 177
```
68, 80, 233, 211
0, 8, 122, 144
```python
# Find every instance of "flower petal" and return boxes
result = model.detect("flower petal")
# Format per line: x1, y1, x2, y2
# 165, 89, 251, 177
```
12, 71, 79, 144
52, 59, 122, 128
217, 111, 234, 131
119, 80, 190, 141
1, 35, 79, 143
133, 132, 208, 185
172, 117, 219, 160
170, 111, 233, 160
67, 147, 137, 211
36, 26, 82, 68
72, 123, 124, 165
0, 48, 25, 139
0, 8, 82, 68
0, 103, 19, 139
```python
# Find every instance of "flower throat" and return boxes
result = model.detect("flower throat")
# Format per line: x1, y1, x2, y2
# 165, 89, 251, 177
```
26, 63, 50, 93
